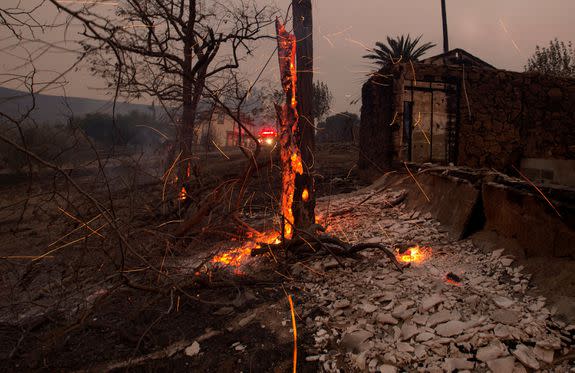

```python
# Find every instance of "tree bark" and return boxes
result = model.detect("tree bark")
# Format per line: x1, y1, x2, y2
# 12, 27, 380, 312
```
292, 0, 315, 230
178, 9, 196, 200
179, 3, 207, 202
275, 20, 299, 239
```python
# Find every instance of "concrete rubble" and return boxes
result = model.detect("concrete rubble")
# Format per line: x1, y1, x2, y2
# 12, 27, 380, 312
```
296, 188, 575, 372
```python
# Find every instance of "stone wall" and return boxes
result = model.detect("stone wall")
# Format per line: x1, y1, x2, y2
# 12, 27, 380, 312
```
457, 68, 574, 170
358, 72, 398, 170
359, 63, 575, 174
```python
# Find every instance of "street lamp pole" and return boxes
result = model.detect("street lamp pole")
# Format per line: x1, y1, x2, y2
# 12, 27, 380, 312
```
441, 0, 449, 53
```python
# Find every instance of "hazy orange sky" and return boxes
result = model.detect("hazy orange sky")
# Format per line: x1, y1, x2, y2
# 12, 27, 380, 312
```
2, 0, 574, 114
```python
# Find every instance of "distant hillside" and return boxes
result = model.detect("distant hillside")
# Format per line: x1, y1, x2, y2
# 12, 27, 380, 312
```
0, 87, 155, 124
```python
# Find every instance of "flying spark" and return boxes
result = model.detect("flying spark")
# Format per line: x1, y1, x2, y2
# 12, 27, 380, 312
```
345, 37, 372, 52
498, 18, 522, 55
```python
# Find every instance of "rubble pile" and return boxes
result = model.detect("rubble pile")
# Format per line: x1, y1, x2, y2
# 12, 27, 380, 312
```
296, 189, 575, 372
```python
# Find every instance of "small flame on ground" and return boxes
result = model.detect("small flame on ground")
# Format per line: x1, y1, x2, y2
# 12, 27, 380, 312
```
395, 245, 432, 265
211, 246, 252, 267
211, 231, 281, 269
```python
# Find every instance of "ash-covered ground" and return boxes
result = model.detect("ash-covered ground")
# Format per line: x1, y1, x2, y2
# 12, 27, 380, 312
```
1, 143, 573, 372
294, 187, 575, 372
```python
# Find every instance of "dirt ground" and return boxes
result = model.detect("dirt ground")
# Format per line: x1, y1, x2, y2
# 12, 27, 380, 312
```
0, 143, 365, 372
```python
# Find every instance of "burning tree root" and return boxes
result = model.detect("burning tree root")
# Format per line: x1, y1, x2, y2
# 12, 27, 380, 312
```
251, 234, 403, 272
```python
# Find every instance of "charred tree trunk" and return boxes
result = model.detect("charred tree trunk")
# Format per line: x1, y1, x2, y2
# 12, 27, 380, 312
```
179, 69, 207, 204
275, 20, 299, 239
178, 18, 196, 203
179, 6, 208, 204
179, 68, 194, 202
205, 104, 216, 158
292, 0, 315, 230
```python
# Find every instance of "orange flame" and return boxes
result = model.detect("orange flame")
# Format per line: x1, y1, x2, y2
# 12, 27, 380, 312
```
211, 246, 252, 267
302, 188, 309, 202
395, 245, 432, 265
178, 186, 187, 201
277, 19, 302, 240
211, 231, 281, 269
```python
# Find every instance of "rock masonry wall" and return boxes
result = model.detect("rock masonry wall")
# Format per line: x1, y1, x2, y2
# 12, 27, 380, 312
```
359, 63, 575, 172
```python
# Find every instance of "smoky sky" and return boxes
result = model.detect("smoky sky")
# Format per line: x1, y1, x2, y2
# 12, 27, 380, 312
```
2, 0, 574, 115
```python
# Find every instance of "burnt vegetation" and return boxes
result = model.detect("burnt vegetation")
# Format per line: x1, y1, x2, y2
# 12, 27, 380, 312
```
0, 1, 375, 371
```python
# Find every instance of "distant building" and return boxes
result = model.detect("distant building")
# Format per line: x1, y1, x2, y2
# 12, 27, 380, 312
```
195, 107, 256, 148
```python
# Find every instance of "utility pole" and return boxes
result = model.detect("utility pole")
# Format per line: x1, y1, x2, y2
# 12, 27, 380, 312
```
441, 0, 449, 53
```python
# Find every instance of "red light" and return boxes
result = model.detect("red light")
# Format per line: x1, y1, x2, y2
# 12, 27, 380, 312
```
259, 127, 277, 138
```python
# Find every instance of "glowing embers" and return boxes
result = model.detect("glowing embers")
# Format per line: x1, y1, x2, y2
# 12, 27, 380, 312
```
302, 188, 309, 202
211, 245, 252, 267
281, 151, 304, 239
178, 186, 187, 201
444, 272, 463, 286
210, 231, 281, 271
395, 245, 432, 265
290, 152, 303, 174
176, 162, 192, 202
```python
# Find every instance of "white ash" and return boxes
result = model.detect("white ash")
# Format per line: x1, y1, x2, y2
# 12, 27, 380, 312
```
296, 189, 574, 372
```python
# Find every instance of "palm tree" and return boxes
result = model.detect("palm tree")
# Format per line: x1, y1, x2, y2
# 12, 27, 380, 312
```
363, 35, 436, 68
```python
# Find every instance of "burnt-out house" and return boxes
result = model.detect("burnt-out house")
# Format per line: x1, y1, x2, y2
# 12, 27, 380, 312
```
359, 48, 575, 187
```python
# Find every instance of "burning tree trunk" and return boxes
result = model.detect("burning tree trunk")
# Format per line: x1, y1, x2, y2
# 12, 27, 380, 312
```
275, 20, 300, 239
275, 0, 315, 239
